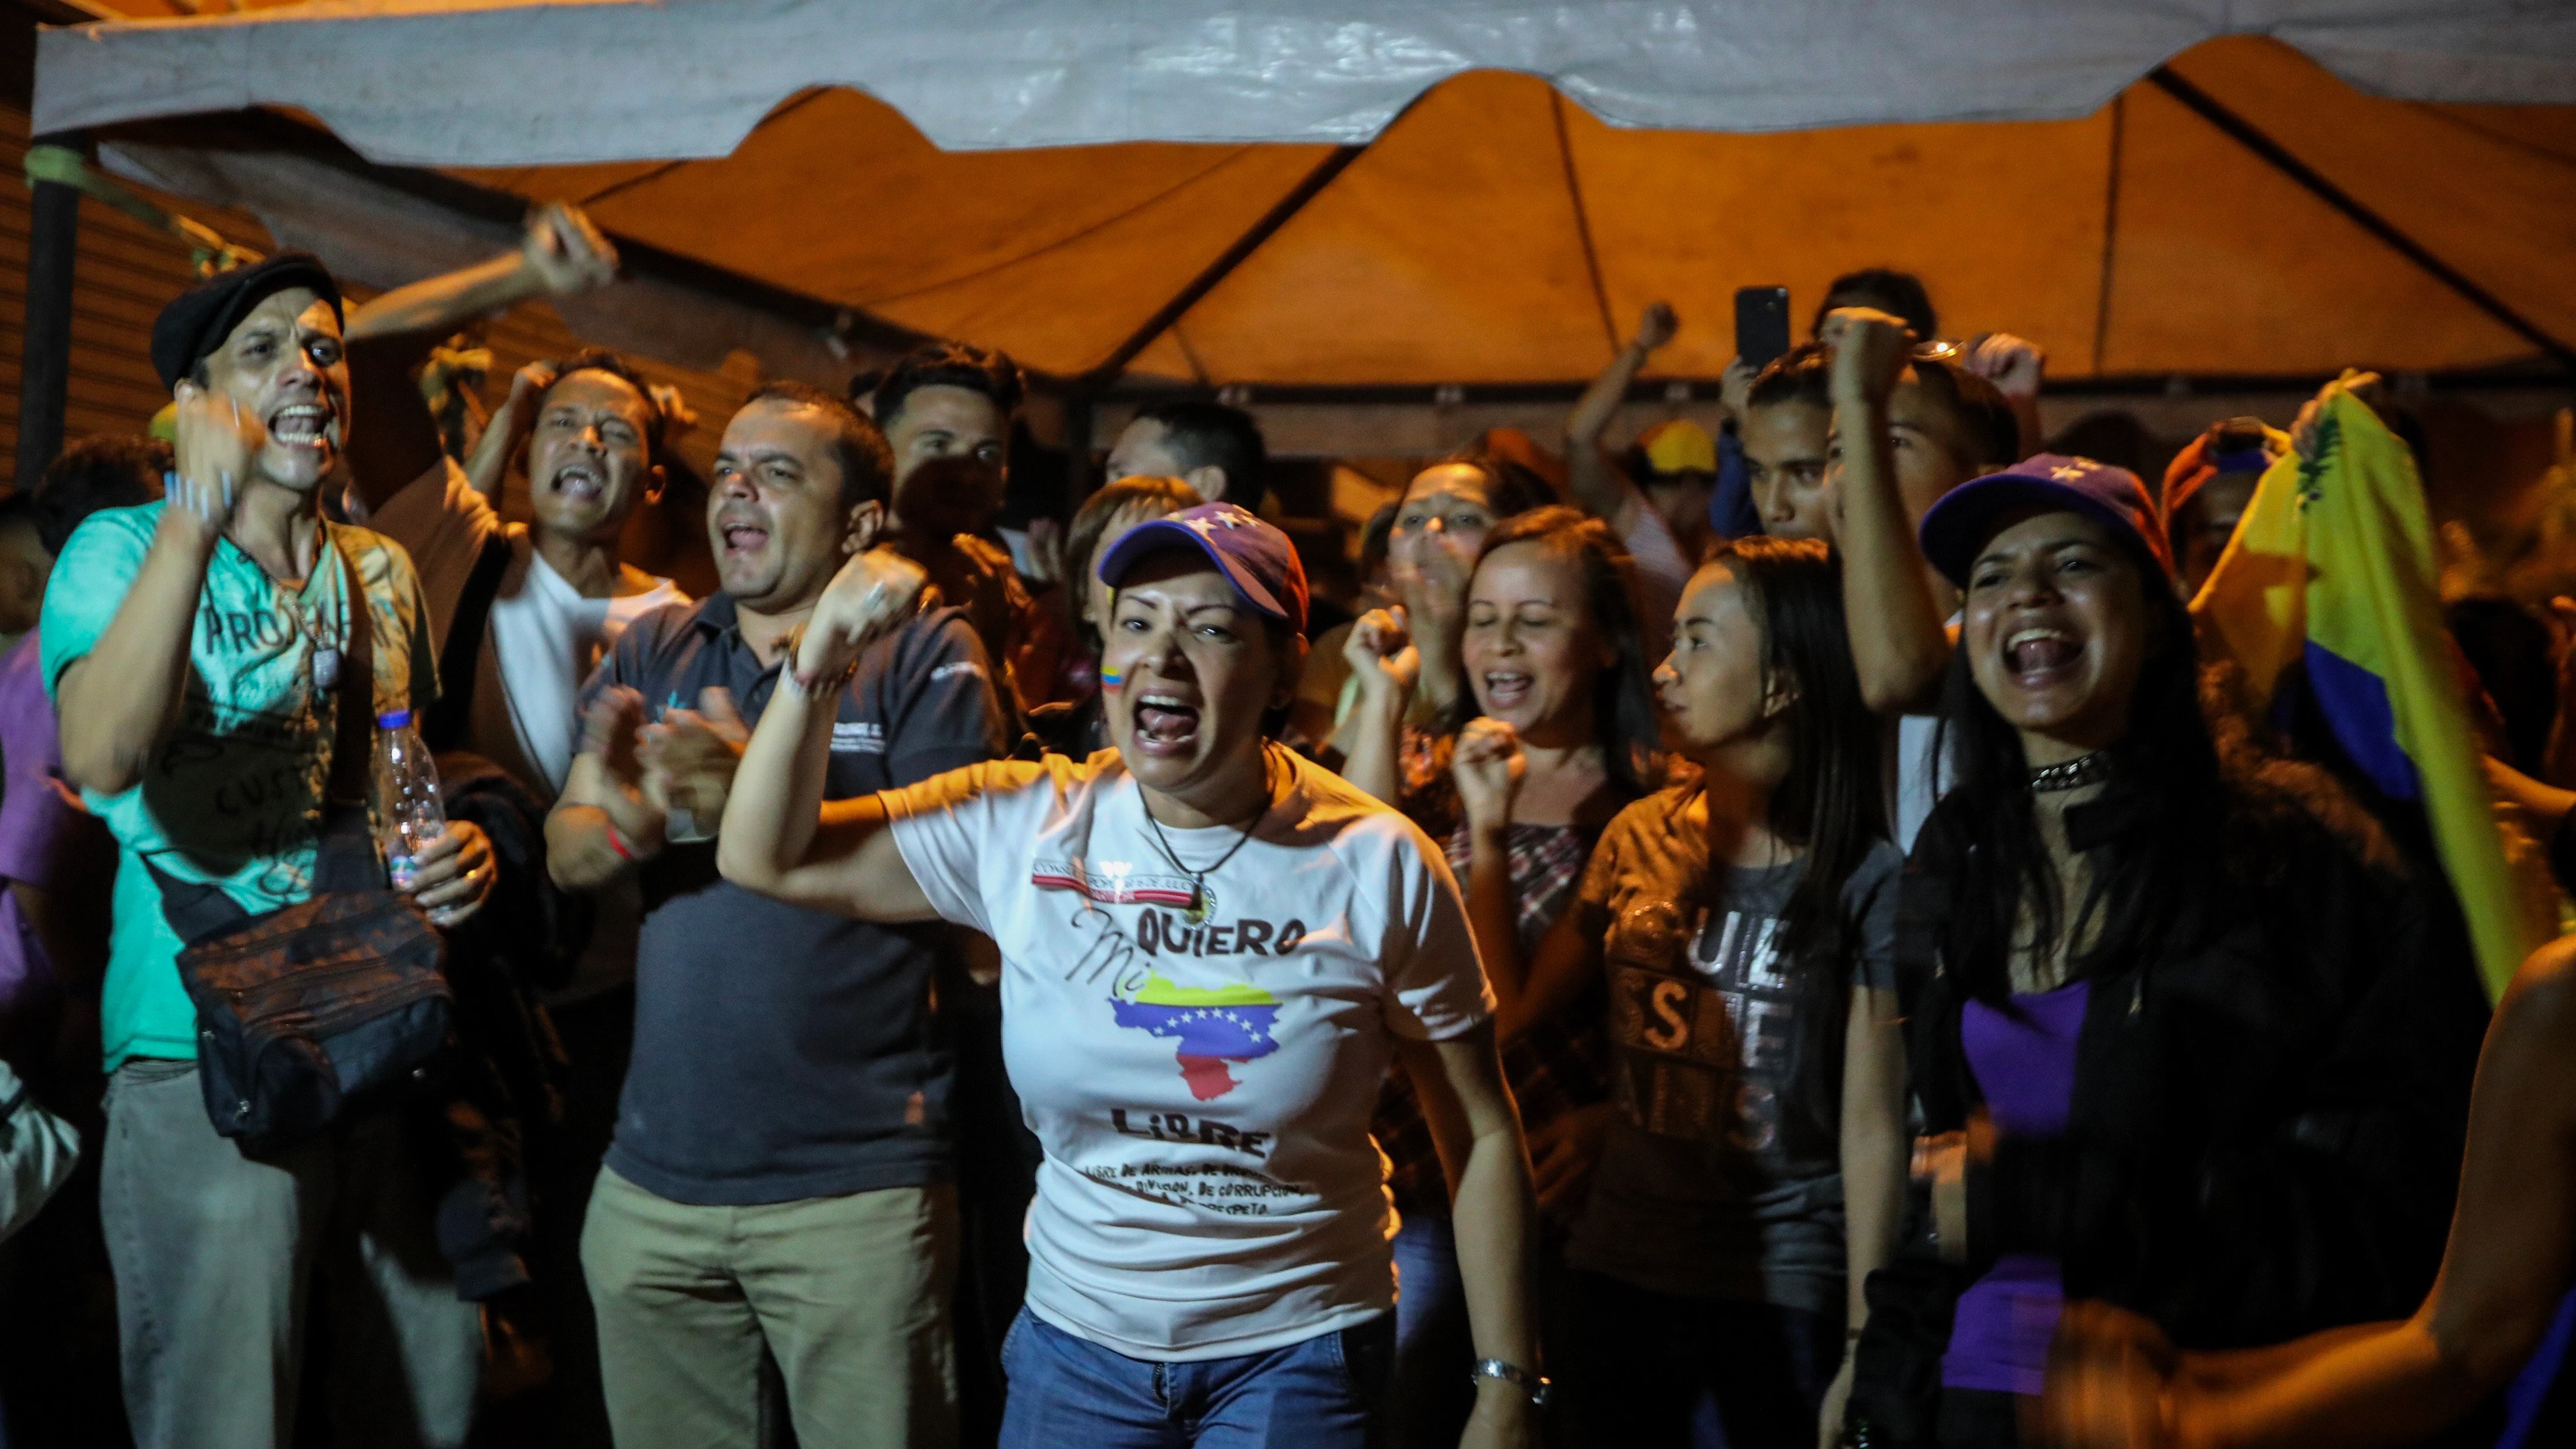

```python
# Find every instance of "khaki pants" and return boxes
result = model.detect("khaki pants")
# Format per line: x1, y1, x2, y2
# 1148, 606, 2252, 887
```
582, 1165, 959, 1449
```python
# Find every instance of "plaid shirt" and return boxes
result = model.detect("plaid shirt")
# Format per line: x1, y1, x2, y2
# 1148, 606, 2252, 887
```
1372, 731, 1615, 1223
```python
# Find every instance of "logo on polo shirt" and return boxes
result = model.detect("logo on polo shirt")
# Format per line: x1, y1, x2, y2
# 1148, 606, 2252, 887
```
1109, 973, 1280, 1102
830, 721, 885, 754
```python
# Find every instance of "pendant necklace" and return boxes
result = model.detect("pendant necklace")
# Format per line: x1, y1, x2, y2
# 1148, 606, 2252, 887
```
276, 579, 346, 690
1139, 744, 1274, 923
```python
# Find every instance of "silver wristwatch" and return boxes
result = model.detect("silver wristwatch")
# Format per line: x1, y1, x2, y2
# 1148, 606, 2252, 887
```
1469, 1357, 1551, 1406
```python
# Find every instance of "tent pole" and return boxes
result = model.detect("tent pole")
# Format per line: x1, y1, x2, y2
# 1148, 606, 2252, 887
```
1083, 144, 1364, 387
2147, 66, 2576, 372
1549, 91, 1619, 357
2090, 96, 2124, 375
16, 131, 88, 489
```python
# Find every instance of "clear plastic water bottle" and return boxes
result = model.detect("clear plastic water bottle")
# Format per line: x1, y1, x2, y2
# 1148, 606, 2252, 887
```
373, 709, 447, 890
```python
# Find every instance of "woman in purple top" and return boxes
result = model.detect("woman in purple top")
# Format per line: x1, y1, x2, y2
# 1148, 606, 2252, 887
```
1844, 459, 2490, 1447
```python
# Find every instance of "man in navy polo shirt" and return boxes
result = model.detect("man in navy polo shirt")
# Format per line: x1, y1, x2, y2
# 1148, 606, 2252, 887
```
546, 381, 1005, 1448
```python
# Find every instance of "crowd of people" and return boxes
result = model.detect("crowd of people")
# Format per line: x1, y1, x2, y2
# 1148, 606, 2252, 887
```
0, 195, 2566, 1449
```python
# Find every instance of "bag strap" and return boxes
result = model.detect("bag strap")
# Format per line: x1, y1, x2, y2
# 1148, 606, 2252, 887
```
313, 537, 380, 892
422, 530, 511, 755
146, 533, 384, 940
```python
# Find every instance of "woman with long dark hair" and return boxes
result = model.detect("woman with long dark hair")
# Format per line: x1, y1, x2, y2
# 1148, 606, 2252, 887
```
1336, 505, 1665, 1445
1846, 458, 2490, 1448
1495, 535, 1911, 1447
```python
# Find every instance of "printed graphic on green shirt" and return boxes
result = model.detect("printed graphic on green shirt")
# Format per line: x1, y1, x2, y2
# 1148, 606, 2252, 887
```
40, 505, 436, 1069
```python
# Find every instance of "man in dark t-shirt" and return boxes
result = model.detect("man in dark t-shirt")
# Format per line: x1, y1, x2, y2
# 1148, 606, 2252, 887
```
546, 383, 1005, 1449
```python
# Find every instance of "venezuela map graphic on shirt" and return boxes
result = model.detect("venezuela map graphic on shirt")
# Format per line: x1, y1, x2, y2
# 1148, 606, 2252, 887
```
1111, 973, 1282, 1101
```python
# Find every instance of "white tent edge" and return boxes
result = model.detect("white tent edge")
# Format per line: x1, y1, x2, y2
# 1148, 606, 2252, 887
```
31, 0, 2576, 168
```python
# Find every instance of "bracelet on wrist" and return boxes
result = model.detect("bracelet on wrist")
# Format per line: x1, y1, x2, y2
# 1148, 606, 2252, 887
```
1469, 1358, 1551, 1408
787, 656, 861, 701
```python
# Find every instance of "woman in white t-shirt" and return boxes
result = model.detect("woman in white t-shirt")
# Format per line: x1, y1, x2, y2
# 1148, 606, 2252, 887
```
720, 501, 1542, 1448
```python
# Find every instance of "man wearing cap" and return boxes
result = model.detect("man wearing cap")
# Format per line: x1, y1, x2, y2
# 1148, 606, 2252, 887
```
546, 381, 1005, 1448
42, 253, 500, 1448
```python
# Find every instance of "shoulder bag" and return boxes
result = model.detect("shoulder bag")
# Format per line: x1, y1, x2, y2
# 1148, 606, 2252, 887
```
147, 539, 454, 1154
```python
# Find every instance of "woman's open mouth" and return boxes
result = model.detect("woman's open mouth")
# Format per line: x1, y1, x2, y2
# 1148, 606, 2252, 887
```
2003, 626, 2084, 686
1132, 691, 1203, 757
1481, 671, 1534, 711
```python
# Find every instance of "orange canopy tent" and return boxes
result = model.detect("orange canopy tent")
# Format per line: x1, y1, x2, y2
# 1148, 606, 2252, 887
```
25, 2, 2576, 399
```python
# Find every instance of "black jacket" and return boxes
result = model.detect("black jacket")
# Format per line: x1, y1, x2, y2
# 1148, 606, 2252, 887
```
422, 753, 594, 1301
1852, 763, 2488, 1441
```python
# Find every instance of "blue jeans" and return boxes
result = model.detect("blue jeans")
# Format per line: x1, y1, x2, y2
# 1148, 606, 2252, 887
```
998, 1308, 1394, 1448
1388, 1213, 1474, 1448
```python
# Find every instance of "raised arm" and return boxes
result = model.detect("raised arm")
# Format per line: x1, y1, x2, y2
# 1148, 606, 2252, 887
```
1328, 605, 1419, 801
1449, 717, 1528, 1009
1827, 309, 1953, 714
714, 548, 938, 922
459, 361, 560, 503
1398, 1023, 1542, 1449
342, 204, 617, 511
1563, 303, 1678, 537
55, 390, 258, 796
346, 203, 618, 347
1961, 332, 2046, 462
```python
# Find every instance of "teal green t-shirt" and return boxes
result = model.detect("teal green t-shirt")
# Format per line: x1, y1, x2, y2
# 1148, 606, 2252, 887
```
40, 505, 437, 1069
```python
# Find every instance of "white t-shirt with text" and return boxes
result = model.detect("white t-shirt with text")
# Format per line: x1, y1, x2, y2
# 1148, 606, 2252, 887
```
881, 747, 1493, 1361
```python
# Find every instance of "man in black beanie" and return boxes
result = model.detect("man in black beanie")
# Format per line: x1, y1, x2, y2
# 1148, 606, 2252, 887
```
43, 251, 501, 1449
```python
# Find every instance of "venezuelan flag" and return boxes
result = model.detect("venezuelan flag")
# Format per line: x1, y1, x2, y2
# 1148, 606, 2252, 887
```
2192, 378, 2561, 1003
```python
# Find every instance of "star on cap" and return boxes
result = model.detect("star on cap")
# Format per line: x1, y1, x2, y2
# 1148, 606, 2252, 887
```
1185, 507, 1253, 537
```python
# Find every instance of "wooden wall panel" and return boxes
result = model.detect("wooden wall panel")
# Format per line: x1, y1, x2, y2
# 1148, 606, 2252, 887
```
0, 100, 764, 588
